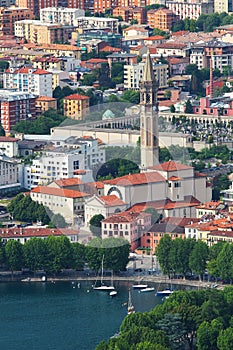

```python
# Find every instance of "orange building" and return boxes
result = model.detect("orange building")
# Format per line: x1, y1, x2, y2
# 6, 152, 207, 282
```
35, 96, 57, 114
63, 94, 90, 121
147, 8, 176, 31
0, 6, 33, 36
94, 0, 117, 14
113, 6, 146, 24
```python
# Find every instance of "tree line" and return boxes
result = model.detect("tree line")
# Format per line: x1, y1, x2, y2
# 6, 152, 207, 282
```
156, 235, 233, 284
0, 236, 130, 275
96, 288, 233, 349
7, 193, 67, 228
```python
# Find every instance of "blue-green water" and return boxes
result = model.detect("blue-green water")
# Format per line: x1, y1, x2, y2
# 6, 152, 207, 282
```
0, 281, 162, 350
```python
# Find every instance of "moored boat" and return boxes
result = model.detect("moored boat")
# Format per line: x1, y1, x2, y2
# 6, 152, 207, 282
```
132, 284, 148, 289
139, 287, 155, 293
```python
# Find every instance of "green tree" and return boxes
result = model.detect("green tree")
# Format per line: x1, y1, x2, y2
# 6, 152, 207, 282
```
170, 105, 176, 113
121, 90, 140, 104
49, 214, 67, 228
144, 207, 160, 226
5, 240, 24, 274
189, 240, 208, 280
217, 327, 233, 350
217, 243, 233, 283
185, 99, 193, 114
72, 242, 86, 270
197, 318, 224, 350
45, 236, 74, 273
89, 214, 105, 237
156, 235, 172, 275
23, 238, 48, 273
0, 123, 5, 136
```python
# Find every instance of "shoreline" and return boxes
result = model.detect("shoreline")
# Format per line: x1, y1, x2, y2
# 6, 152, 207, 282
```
17, 275, 224, 290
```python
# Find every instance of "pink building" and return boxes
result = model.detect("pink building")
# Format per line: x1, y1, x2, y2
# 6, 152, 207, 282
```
192, 96, 233, 117
101, 211, 151, 251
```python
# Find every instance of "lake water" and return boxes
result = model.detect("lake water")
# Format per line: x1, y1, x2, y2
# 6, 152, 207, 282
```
0, 281, 163, 350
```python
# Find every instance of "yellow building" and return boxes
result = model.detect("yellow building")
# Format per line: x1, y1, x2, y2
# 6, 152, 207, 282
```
36, 96, 57, 113
63, 94, 90, 121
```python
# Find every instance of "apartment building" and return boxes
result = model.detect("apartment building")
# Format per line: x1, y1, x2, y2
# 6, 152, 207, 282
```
101, 211, 151, 251
0, 90, 36, 132
124, 62, 169, 89
31, 186, 90, 224
32, 56, 78, 71
190, 39, 233, 73
214, 0, 233, 13
14, 20, 75, 45
0, 0, 15, 6
35, 96, 57, 113
0, 6, 33, 35
0, 136, 19, 158
16, 0, 86, 17
112, 7, 146, 24
40, 7, 85, 25
94, 0, 146, 13
24, 137, 105, 189
0, 227, 79, 244
0, 154, 21, 195
63, 94, 90, 121
147, 8, 176, 31
166, 0, 214, 21
74, 17, 119, 33
3, 67, 53, 97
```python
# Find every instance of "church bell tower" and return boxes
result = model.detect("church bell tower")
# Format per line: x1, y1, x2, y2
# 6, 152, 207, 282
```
140, 52, 159, 169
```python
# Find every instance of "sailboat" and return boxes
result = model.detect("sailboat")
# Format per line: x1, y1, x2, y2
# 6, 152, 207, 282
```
93, 255, 115, 291
156, 277, 173, 297
127, 288, 135, 315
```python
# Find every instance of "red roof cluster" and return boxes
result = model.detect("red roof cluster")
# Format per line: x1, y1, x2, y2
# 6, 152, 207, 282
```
53, 178, 84, 187
103, 172, 165, 186
0, 228, 78, 238
150, 160, 192, 172
102, 211, 150, 223
64, 94, 89, 101
0, 136, 19, 142
31, 186, 90, 199
100, 195, 125, 206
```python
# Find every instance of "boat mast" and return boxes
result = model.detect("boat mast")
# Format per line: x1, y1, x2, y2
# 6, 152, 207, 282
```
101, 255, 104, 286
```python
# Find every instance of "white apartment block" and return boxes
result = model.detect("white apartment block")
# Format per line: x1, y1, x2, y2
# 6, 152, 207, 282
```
0, 137, 19, 158
40, 7, 85, 26
166, 0, 214, 20
74, 17, 119, 33
124, 62, 168, 90
3, 67, 53, 97
0, 154, 22, 195
24, 137, 105, 189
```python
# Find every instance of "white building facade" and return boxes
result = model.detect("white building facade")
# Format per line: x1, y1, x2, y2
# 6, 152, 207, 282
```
40, 7, 84, 26
3, 67, 53, 97
24, 138, 105, 189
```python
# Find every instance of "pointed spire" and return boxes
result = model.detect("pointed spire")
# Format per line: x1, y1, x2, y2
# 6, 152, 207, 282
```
142, 51, 155, 82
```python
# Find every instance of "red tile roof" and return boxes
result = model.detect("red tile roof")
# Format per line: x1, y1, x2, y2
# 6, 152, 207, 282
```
102, 211, 150, 223
157, 43, 187, 49
86, 58, 108, 63
64, 94, 89, 101
150, 161, 192, 172
0, 136, 19, 142
0, 227, 78, 238
53, 178, 84, 187
5, 67, 52, 75
143, 36, 164, 40
36, 96, 56, 101
196, 201, 223, 210
103, 172, 165, 186
100, 195, 126, 206
162, 217, 199, 227
127, 195, 200, 212
100, 46, 121, 52
31, 186, 90, 199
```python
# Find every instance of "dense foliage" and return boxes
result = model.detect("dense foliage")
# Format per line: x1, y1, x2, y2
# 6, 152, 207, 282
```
96, 288, 233, 349
86, 237, 130, 272
0, 236, 129, 274
97, 158, 140, 180
7, 194, 51, 224
13, 109, 66, 135
89, 214, 105, 237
